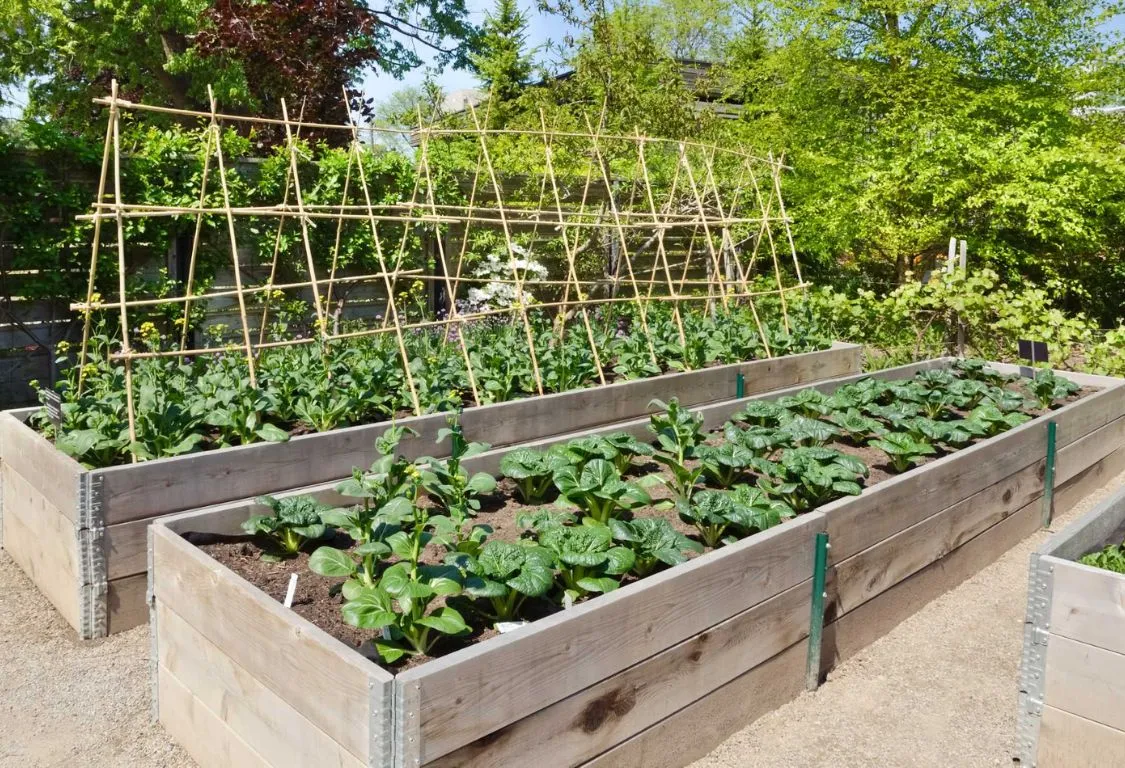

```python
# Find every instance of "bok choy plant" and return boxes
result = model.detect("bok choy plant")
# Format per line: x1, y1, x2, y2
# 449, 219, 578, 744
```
242, 494, 331, 560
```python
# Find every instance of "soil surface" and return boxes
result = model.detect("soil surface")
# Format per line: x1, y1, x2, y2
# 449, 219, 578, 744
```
196, 380, 1094, 671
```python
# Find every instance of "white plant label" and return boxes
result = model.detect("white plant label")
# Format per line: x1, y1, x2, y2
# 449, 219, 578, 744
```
495, 620, 529, 634
283, 573, 298, 608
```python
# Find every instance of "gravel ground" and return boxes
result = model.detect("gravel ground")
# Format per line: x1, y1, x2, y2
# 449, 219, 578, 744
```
0, 469, 1121, 768
692, 467, 1125, 768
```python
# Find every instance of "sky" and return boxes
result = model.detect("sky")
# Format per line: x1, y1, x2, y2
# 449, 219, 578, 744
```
361, 0, 574, 101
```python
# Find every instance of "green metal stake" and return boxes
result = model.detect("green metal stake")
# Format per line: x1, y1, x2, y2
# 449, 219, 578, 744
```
736, 372, 745, 399
806, 531, 830, 691
1041, 421, 1057, 529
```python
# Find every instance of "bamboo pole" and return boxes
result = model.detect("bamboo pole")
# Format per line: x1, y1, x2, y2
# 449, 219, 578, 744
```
539, 108, 607, 386
258, 98, 307, 347
108, 81, 138, 453
340, 96, 423, 415
178, 122, 216, 353
76, 89, 116, 396
466, 100, 544, 396
414, 104, 481, 406
208, 85, 259, 386
279, 98, 327, 337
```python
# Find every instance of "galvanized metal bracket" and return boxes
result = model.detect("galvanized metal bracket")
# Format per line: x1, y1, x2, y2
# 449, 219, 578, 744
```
394, 680, 421, 768
77, 471, 108, 639
1017, 552, 1054, 767
370, 676, 395, 768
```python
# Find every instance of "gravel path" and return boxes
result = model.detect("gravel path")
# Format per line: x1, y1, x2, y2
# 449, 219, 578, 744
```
0, 469, 1121, 768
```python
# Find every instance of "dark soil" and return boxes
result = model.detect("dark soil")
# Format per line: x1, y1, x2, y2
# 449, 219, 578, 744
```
194, 377, 1100, 672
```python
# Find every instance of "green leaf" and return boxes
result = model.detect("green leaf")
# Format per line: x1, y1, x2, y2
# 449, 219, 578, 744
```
308, 546, 356, 577
256, 423, 290, 442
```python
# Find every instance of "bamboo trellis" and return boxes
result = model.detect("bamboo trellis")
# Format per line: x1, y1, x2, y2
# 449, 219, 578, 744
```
75, 83, 809, 452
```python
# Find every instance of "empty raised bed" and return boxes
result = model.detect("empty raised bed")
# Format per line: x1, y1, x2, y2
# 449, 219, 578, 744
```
1018, 483, 1125, 767
150, 359, 1125, 768
0, 341, 859, 639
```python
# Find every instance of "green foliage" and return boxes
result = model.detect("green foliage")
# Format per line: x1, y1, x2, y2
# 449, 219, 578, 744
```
458, 540, 555, 621
242, 494, 330, 559
417, 418, 496, 553
1079, 540, 1125, 575
552, 458, 651, 524
608, 517, 703, 577
648, 397, 706, 500
529, 519, 635, 602
870, 433, 937, 473
1028, 369, 1081, 410
500, 447, 568, 504
472, 0, 534, 104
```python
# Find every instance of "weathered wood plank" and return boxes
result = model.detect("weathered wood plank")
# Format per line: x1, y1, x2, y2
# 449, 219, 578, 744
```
399, 511, 827, 765
578, 640, 810, 768
835, 414, 1125, 616
152, 525, 387, 764
1047, 557, 1125, 657
1038, 706, 1125, 768
0, 411, 83, 522
1044, 634, 1125, 733
98, 413, 447, 526
825, 443, 1125, 665
107, 573, 148, 634
458, 343, 862, 448
105, 517, 150, 579
1042, 486, 1125, 562
425, 577, 812, 768
1, 463, 80, 627
156, 600, 365, 768
824, 382, 1125, 564
158, 664, 272, 768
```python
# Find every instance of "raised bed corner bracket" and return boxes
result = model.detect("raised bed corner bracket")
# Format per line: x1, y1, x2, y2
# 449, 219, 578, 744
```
806, 530, 830, 691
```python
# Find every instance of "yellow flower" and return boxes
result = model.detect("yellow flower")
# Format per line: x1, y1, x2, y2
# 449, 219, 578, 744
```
81, 363, 99, 377
56, 340, 71, 353
89, 292, 102, 304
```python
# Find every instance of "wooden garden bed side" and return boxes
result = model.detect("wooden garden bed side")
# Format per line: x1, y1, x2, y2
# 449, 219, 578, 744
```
1019, 484, 1125, 766
150, 524, 394, 768
397, 364, 1121, 766
1, 344, 858, 639
418, 433, 1125, 768
96, 343, 863, 526
821, 378, 1125, 565
0, 409, 88, 631
581, 441, 1125, 768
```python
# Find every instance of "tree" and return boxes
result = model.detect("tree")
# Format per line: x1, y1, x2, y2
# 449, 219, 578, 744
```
0, 0, 479, 132
717, 0, 1125, 322
472, 0, 534, 102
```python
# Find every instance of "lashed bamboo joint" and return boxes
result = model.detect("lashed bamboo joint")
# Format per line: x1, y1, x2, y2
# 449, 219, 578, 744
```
77, 82, 808, 447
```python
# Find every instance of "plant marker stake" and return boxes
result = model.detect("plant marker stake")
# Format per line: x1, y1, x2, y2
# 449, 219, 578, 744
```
806, 531, 830, 691
1041, 421, 1057, 529
283, 573, 298, 609
736, 372, 745, 399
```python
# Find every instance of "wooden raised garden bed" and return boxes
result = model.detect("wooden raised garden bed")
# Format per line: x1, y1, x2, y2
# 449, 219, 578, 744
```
151, 359, 1125, 768
1018, 484, 1125, 766
0, 342, 860, 639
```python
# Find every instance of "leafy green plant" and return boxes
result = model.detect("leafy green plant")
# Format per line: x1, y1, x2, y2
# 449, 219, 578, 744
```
947, 378, 991, 409
500, 447, 568, 504
777, 388, 829, 417
827, 408, 886, 441
648, 397, 706, 500
1078, 539, 1125, 574
417, 419, 496, 554
530, 520, 635, 602
1028, 369, 1080, 409
552, 458, 651, 524
341, 562, 467, 663
732, 400, 786, 427
696, 441, 757, 488
968, 404, 1033, 437
723, 422, 790, 455
777, 414, 842, 447
870, 433, 937, 472
609, 517, 704, 576
677, 487, 793, 547
242, 494, 330, 560
754, 447, 868, 510
984, 386, 1028, 413
457, 540, 556, 621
